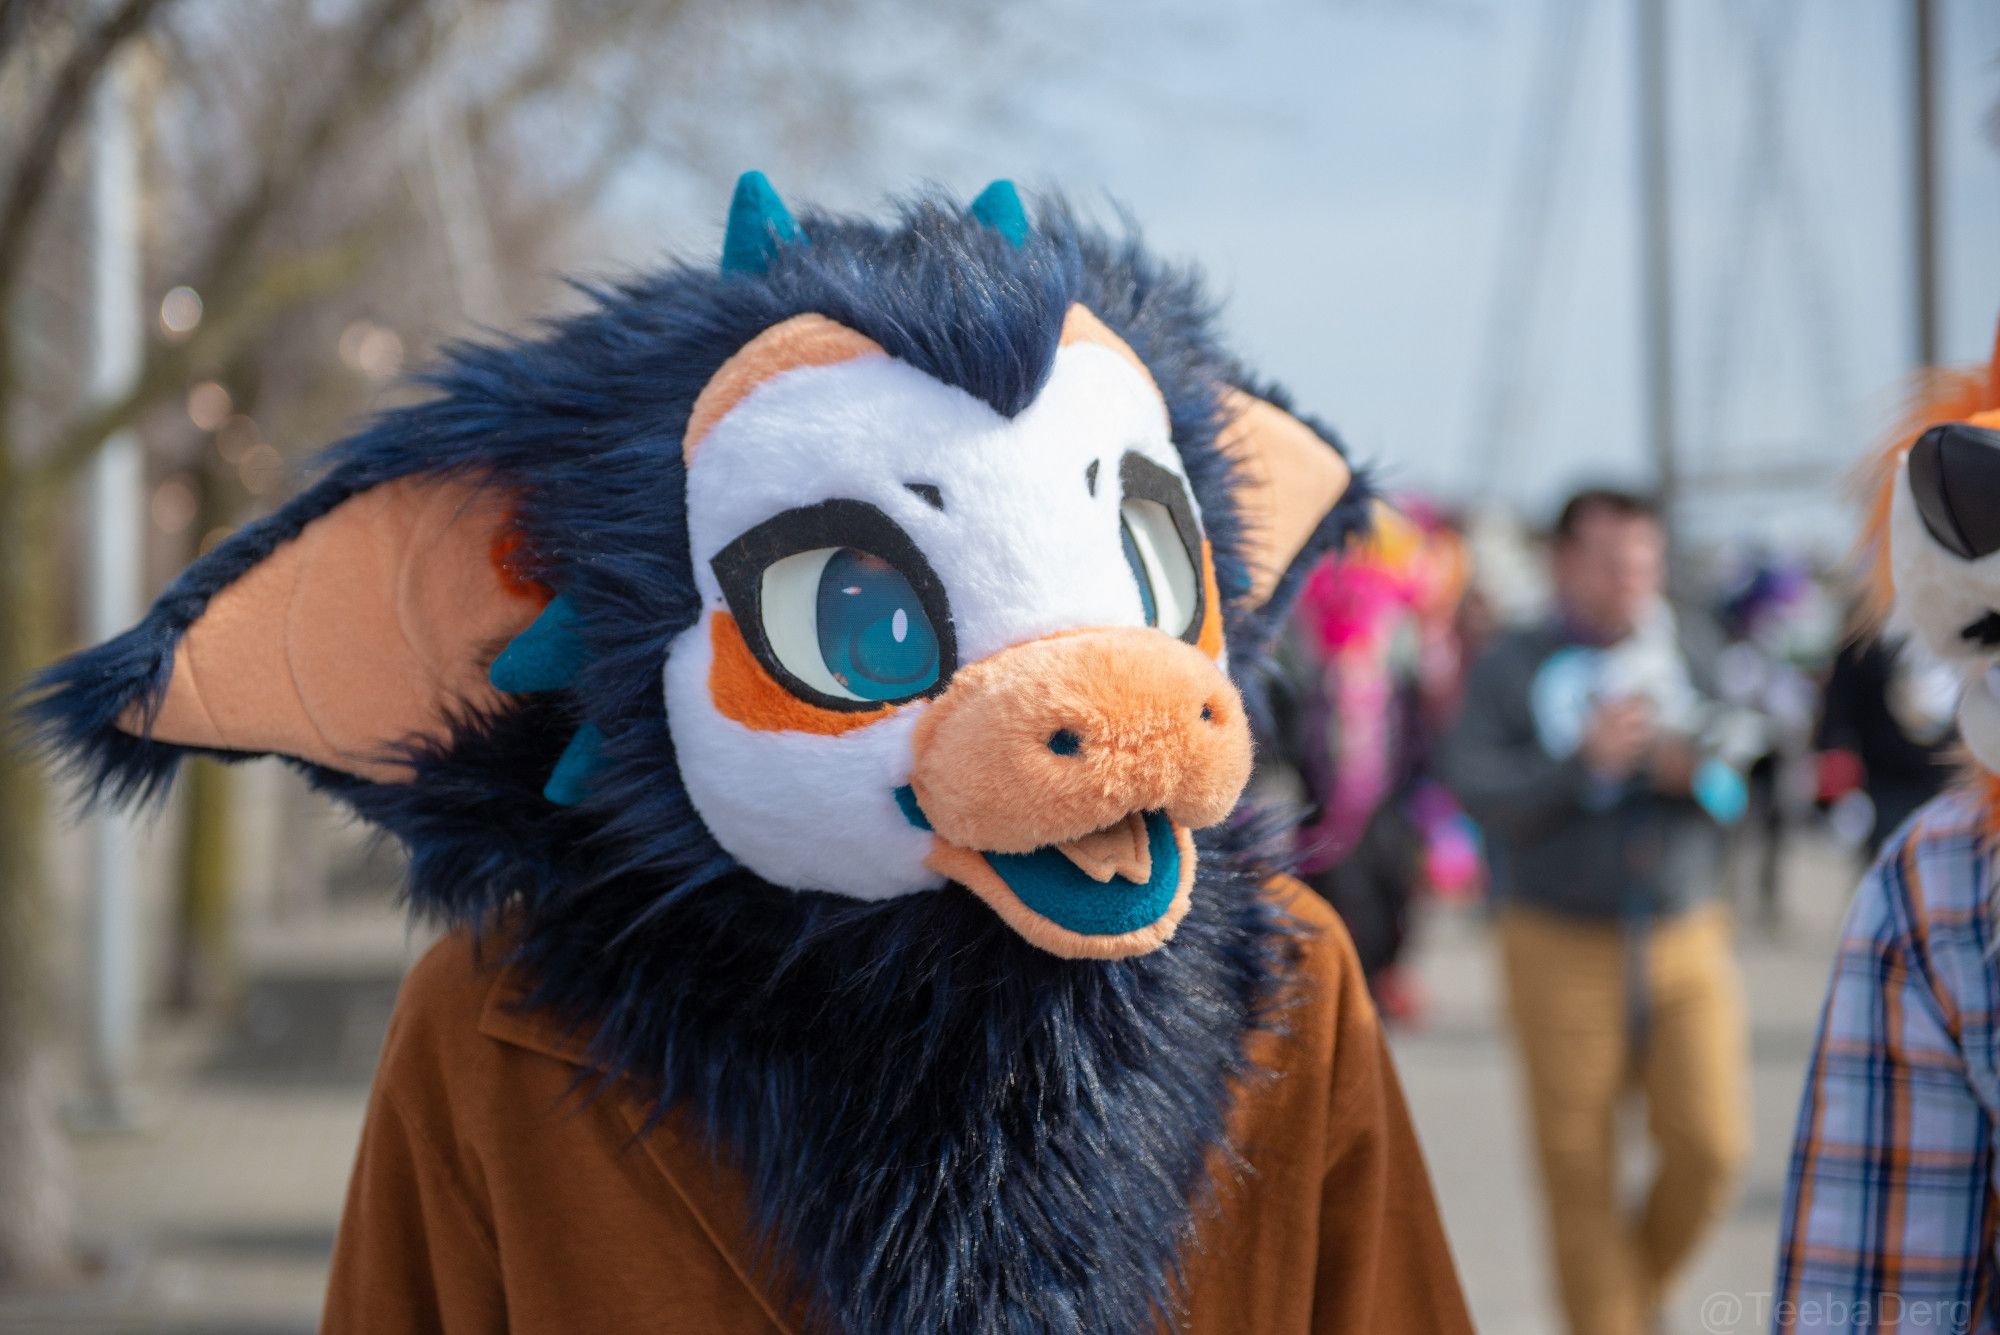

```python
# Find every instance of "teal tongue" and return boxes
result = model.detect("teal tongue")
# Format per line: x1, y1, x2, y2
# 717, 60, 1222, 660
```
893, 787, 1182, 938
986, 812, 1181, 936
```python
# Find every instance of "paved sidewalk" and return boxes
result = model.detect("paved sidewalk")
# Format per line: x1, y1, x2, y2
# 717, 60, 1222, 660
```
1395, 833, 1859, 1335
0, 911, 433, 1335
0, 837, 1861, 1334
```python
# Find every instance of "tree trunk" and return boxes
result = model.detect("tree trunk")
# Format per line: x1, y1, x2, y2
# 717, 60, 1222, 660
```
170, 757, 232, 1011
168, 459, 233, 1011
0, 481, 81, 1288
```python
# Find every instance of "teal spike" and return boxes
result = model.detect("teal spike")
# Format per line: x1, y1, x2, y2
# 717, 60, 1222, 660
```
543, 722, 607, 807
969, 179, 1029, 247
490, 595, 586, 693
720, 170, 804, 275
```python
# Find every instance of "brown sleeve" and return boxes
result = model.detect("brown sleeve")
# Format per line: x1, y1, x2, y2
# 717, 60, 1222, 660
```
1311, 922, 1475, 1335
321, 953, 509, 1335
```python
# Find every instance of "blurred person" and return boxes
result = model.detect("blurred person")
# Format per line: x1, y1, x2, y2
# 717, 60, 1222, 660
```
1443, 488, 1751, 1335
1271, 500, 1482, 1025
1773, 329, 2000, 1333
1711, 557, 1825, 928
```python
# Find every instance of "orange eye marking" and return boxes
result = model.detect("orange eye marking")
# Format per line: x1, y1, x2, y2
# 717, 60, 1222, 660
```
707, 610, 892, 736
1195, 540, 1225, 659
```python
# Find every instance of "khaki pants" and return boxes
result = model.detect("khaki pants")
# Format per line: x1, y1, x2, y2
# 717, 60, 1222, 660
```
1498, 903, 1749, 1335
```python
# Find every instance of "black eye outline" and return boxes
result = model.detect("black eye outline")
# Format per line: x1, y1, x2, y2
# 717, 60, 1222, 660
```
710, 499, 958, 713
1118, 452, 1207, 646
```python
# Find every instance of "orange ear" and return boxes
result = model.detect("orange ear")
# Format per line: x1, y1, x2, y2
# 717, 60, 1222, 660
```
1216, 389, 1354, 607
124, 476, 546, 783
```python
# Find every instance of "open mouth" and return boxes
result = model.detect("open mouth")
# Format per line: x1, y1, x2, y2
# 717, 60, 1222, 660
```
894, 786, 1195, 959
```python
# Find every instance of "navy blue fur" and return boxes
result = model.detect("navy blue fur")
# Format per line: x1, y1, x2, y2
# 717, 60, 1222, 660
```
22, 190, 1364, 1332
510, 820, 1302, 1334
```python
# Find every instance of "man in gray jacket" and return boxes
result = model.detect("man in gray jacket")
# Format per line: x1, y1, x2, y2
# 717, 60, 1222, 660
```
1444, 489, 1748, 1335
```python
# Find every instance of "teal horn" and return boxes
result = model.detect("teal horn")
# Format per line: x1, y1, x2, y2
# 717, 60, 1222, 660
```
721, 170, 805, 275
969, 179, 1029, 247
488, 595, 606, 806
488, 595, 585, 694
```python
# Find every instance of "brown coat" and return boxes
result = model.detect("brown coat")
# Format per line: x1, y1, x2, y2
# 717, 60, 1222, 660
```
321, 883, 1473, 1333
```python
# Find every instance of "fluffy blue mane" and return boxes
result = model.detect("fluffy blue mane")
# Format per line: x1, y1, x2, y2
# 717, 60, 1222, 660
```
29, 190, 1369, 913
24, 186, 1373, 1333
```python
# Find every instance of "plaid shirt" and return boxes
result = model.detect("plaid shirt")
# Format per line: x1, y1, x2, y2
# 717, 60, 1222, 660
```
1776, 791, 2000, 1333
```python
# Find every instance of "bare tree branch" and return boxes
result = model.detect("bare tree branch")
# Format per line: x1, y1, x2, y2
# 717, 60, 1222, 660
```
0, 0, 61, 59
26, 239, 374, 494
12, 0, 435, 493
173, 0, 432, 312
458, 4, 640, 150
0, 0, 173, 301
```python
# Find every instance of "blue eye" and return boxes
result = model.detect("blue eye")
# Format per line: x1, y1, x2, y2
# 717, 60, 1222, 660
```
715, 500, 956, 711
813, 549, 940, 700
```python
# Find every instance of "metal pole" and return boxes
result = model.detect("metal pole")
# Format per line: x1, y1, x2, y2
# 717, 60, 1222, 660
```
77, 54, 144, 1130
1635, 0, 1679, 528
1911, 0, 1941, 369
1470, 0, 1590, 493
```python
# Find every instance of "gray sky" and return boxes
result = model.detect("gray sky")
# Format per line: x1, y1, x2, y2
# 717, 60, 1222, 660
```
607, 0, 2000, 549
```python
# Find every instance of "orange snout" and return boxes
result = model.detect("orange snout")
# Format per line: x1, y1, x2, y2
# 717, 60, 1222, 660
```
907, 627, 1253, 856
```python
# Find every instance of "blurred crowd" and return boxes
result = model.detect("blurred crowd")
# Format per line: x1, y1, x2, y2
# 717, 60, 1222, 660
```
1260, 489, 1948, 1020
1258, 486, 1958, 1334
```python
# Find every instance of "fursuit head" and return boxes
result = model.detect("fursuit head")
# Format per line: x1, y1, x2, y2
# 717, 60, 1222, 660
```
28, 176, 1371, 1332
1861, 314, 2000, 816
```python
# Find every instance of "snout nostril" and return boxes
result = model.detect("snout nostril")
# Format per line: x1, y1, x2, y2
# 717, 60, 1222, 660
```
1048, 729, 1083, 757
1909, 423, 2000, 562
